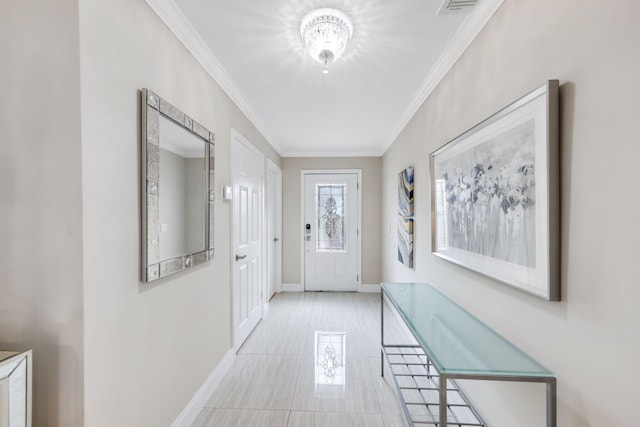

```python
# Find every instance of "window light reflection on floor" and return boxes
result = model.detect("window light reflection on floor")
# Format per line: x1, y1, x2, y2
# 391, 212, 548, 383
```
314, 331, 346, 387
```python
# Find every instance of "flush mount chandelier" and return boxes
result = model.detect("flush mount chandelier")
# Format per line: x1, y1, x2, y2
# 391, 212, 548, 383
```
300, 8, 353, 73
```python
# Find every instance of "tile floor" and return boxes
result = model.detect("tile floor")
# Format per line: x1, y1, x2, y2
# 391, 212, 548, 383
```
192, 292, 414, 427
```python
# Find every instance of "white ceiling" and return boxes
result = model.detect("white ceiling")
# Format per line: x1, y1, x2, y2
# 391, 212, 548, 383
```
148, 0, 502, 156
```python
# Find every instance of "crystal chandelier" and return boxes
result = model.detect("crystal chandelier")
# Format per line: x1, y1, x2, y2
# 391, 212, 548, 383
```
300, 8, 353, 73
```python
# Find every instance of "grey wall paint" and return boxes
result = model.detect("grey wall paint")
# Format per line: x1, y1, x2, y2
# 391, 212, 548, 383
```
77, 0, 280, 426
381, 0, 640, 425
282, 157, 382, 285
0, 0, 84, 426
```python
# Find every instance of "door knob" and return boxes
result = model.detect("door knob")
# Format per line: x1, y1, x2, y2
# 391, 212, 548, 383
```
274, 237, 279, 242
235, 254, 247, 261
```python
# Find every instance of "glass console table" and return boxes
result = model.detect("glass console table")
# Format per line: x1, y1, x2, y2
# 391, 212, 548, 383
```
381, 283, 556, 427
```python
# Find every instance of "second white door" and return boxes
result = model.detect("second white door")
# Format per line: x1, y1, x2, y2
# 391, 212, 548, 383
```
232, 133, 263, 350
266, 160, 282, 300
304, 172, 359, 291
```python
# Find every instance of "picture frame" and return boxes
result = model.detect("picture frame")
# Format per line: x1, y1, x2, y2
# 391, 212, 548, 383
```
0, 350, 32, 427
430, 80, 560, 300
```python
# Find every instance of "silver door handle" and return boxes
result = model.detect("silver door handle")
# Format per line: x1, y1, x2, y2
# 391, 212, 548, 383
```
235, 254, 247, 261
274, 238, 279, 242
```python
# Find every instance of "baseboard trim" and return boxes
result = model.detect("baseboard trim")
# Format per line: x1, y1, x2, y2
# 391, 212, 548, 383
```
359, 283, 381, 293
281, 283, 379, 292
282, 283, 304, 292
171, 348, 236, 427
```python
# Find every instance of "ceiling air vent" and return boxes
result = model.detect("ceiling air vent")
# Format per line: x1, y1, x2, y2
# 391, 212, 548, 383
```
437, 0, 478, 15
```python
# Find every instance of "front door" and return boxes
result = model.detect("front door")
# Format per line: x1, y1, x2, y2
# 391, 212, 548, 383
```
232, 132, 263, 349
304, 172, 359, 291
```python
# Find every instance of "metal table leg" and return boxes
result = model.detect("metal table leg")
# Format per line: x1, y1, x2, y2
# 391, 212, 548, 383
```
440, 373, 448, 427
547, 378, 557, 427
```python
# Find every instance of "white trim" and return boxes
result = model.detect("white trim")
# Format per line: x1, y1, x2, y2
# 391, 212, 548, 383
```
358, 283, 381, 293
301, 169, 362, 292
356, 172, 362, 291
266, 159, 283, 294
231, 128, 263, 157
144, 0, 282, 155
146, 0, 502, 158
282, 151, 384, 158
381, 0, 505, 154
302, 169, 362, 178
171, 349, 236, 427
282, 283, 304, 292
300, 173, 304, 289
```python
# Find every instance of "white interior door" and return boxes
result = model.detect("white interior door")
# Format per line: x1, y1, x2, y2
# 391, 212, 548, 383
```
304, 172, 359, 291
232, 132, 263, 350
266, 161, 282, 300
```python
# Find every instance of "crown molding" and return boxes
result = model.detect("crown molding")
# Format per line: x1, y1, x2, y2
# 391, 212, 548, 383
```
281, 150, 385, 158
145, 0, 283, 155
380, 0, 505, 155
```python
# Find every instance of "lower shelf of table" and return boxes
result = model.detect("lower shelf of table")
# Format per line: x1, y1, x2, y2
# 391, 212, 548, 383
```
382, 345, 487, 427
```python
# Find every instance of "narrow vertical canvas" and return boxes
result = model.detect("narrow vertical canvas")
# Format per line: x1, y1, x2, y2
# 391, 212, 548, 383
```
398, 166, 414, 217
397, 165, 414, 268
397, 217, 414, 268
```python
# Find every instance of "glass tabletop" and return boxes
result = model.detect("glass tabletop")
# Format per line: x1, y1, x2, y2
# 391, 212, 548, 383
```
382, 282, 554, 378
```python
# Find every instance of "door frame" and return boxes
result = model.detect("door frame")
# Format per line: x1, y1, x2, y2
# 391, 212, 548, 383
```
300, 169, 362, 291
231, 128, 265, 351
266, 159, 282, 305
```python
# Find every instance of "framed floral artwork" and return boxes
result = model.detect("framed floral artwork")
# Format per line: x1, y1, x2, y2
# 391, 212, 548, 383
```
430, 81, 560, 300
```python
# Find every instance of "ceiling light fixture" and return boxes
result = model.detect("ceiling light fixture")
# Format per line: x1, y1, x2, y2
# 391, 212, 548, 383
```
300, 8, 353, 74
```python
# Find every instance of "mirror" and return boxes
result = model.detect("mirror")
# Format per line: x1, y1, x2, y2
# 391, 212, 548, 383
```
141, 89, 215, 282
158, 116, 206, 259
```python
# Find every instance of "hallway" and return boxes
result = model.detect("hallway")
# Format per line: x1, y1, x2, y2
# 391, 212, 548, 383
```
193, 292, 410, 427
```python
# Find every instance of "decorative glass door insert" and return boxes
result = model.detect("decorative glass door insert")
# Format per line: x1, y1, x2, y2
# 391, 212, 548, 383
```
316, 184, 347, 252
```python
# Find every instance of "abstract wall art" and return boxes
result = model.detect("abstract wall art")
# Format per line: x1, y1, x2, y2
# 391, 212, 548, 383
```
430, 80, 560, 300
398, 165, 414, 217
397, 165, 414, 268
397, 217, 414, 268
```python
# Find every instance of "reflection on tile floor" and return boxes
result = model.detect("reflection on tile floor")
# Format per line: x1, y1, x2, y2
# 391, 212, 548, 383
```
192, 292, 412, 427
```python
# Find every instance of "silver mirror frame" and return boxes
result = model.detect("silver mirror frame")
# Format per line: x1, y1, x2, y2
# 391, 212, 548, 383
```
0, 350, 32, 427
141, 89, 215, 282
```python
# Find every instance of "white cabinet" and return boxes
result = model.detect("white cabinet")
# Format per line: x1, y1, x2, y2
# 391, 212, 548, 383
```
0, 351, 32, 427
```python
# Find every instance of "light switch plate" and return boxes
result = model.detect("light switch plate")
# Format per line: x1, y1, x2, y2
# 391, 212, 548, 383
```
222, 185, 232, 200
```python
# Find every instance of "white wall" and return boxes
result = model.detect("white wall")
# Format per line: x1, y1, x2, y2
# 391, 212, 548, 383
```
79, 0, 280, 426
282, 157, 382, 286
2, 0, 282, 424
0, 1, 84, 425
381, 0, 640, 426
